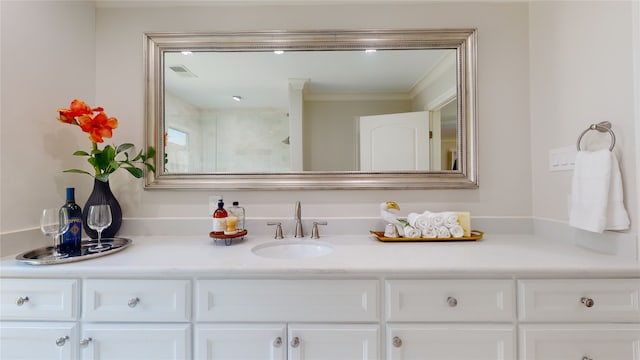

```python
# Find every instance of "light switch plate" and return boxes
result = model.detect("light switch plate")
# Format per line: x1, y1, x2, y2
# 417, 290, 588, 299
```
549, 146, 577, 171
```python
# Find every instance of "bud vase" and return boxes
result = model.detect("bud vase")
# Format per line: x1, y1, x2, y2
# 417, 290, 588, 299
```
82, 178, 122, 239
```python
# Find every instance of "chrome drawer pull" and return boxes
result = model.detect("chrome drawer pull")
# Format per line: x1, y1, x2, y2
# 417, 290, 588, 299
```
290, 336, 300, 348
447, 296, 458, 307
273, 337, 282, 348
128, 297, 140, 308
80, 337, 93, 346
15, 296, 29, 306
581, 297, 594, 308
55, 336, 69, 347
392, 336, 403, 348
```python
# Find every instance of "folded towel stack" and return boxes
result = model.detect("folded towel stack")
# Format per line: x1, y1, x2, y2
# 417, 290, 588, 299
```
406, 211, 471, 238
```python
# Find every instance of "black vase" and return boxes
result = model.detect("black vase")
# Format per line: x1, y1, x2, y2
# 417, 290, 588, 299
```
82, 178, 122, 239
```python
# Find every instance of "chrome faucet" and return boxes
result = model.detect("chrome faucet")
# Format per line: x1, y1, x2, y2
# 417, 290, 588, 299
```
294, 201, 304, 238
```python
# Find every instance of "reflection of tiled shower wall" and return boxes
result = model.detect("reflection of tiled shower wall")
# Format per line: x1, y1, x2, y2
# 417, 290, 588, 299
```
165, 94, 290, 172
202, 108, 290, 172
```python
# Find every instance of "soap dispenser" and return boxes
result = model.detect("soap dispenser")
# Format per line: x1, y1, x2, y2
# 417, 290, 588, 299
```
212, 198, 228, 235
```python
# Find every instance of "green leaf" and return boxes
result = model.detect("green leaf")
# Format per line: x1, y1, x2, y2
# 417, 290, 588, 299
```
145, 163, 156, 173
72, 150, 91, 156
123, 166, 143, 178
116, 143, 134, 153
108, 160, 120, 171
131, 150, 143, 161
63, 169, 93, 176
146, 147, 156, 159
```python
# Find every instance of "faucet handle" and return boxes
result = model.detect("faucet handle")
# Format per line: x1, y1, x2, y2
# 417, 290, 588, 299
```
267, 222, 284, 239
310, 221, 328, 239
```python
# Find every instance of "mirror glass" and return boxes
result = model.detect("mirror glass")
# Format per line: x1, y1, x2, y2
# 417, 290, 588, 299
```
145, 30, 477, 190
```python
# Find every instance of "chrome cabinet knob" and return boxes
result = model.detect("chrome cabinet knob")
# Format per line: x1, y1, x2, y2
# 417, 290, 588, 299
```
392, 336, 403, 348
128, 297, 140, 308
447, 296, 458, 307
582, 356, 593, 360
15, 296, 29, 306
290, 336, 300, 348
581, 297, 594, 308
273, 337, 282, 348
55, 336, 69, 347
80, 337, 93, 346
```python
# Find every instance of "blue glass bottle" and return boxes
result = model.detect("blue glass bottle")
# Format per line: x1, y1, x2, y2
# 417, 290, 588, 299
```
61, 188, 82, 255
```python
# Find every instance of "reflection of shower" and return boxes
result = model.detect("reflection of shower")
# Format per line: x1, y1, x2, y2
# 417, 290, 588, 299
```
282, 136, 290, 145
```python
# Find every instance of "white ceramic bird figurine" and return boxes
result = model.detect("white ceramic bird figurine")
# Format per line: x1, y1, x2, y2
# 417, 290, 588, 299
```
380, 201, 404, 236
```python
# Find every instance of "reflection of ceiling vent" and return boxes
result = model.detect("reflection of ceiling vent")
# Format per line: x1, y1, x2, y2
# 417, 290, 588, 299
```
169, 65, 197, 78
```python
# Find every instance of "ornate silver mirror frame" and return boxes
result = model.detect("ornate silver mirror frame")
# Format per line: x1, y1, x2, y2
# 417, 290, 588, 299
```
144, 29, 477, 190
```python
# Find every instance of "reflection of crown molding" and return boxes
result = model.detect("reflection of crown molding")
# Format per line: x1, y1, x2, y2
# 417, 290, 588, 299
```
305, 92, 411, 102
426, 86, 456, 111
410, 51, 456, 98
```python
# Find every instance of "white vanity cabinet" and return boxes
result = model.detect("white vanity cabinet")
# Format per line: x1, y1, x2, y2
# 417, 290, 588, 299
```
517, 279, 640, 360
195, 279, 379, 359
0, 278, 79, 360
79, 279, 192, 360
385, 279, 516, 360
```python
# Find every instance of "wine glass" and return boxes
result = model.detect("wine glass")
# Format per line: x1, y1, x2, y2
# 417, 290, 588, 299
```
40, 208, 70, 259
87, 205, 112, 253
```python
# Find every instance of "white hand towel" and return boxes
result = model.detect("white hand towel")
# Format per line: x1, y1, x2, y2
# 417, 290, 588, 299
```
449, 224, 464, 238
443, 212, 459, 228
412, 211, 432, 233
404, 226, 422, 238
421, 225, 438, 238
569, 149, 630, 233
437, 226, 451, 238
429, 212, 445, 227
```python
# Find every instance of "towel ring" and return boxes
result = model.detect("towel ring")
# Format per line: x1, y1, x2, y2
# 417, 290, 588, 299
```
576, 121, 615, 151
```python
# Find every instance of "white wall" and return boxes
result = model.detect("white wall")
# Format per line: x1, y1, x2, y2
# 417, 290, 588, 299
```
0, 1, 96, 234
530, 1, 638, 236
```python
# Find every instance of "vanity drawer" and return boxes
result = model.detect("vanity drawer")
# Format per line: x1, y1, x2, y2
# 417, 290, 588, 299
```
0, 278, 78, 321
517, 279, 640, 322
196, 279, 379, 322
385, 279, 515, 322
519, 324, 640, 360
83, 279, 191, 322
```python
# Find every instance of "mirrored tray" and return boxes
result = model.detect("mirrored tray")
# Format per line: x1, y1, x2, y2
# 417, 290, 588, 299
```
16, 238, 132, 265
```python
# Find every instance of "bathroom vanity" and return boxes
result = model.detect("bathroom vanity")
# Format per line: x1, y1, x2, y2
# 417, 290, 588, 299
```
1, 234, 639, 360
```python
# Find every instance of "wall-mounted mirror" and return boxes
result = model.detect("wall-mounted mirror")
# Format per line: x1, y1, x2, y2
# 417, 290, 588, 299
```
145, 29, 477, 190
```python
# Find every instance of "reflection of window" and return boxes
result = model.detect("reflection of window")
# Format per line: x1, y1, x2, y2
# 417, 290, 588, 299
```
167, 127, 187, 146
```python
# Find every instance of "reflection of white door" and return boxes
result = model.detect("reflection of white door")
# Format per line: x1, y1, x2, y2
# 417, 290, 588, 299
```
359, 111, 429, 171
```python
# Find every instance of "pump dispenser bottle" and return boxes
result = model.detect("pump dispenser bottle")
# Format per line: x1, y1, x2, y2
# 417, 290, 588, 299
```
212, 198, 228, 235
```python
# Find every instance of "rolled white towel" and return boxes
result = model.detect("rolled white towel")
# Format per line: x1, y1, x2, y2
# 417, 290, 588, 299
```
449, 224, 464, 238
407, 212, 421, 227
421, 226, 438, 238
443, 212, 459, 228
429, 212, 445, 227
404, 226, 422, 238
413, 211, 432, 232
437, 226, 451, 238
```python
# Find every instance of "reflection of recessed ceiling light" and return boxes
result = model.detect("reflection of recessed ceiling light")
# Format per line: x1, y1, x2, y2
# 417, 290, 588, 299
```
274, 50, 285, 55
232, 96, 242, 101
365, 49, 377, 53
181, 51, 193, 55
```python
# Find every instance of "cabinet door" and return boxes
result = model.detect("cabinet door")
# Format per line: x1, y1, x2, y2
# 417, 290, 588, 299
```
195, 323, 286, 360
519, 324, 640, 360
80, 323, 190, 360
288, 324, 379, 360
387, 324, 515, 360
0, 322, 78, 360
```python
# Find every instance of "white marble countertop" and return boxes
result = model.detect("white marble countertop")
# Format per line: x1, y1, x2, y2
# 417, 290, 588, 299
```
1, 233, 639, 278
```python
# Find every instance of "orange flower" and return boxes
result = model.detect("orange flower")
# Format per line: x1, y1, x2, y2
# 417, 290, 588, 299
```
57, 99, 103, 124
77, 111, 118, 143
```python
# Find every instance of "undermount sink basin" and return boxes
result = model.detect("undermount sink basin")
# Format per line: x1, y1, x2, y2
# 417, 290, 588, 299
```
251, 239, 334, 259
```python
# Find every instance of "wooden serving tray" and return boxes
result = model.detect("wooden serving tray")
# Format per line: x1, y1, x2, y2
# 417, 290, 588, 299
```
370, 230, 483, 242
